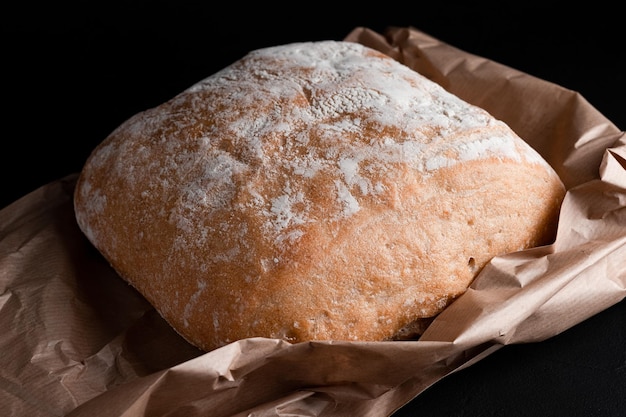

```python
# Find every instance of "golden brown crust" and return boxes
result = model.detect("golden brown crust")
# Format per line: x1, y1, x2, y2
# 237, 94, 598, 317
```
74, 41, 565, 351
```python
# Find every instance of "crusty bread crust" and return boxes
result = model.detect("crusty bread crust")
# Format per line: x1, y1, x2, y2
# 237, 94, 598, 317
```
74, 41, 565, 351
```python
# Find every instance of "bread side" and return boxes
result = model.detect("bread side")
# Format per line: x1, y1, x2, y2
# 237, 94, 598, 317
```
74, 41, 565, 351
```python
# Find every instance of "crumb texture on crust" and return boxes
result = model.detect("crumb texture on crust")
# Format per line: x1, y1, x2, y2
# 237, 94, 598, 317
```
74, 41, 565, 351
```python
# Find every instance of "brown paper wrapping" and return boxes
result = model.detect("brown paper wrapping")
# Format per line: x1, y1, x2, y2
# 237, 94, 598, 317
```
1, 26, 625, 417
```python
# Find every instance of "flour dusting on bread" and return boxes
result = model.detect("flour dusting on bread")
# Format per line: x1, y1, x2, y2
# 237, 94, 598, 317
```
74, 41, 565, 351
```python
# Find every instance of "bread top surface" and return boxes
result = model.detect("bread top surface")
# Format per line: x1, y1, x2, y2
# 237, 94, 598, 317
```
74, 41, 565, 351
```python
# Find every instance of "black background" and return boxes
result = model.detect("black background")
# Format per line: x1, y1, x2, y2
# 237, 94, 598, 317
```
3, 2, 625, 416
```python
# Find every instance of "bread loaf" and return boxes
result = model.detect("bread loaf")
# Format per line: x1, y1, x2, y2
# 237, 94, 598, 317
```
74, 40, 565, 351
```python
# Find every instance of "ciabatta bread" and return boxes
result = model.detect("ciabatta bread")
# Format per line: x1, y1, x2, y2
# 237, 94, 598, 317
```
74, 41, 565, 351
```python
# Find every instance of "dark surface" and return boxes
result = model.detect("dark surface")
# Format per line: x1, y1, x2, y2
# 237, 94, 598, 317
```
3, 3, 625, 416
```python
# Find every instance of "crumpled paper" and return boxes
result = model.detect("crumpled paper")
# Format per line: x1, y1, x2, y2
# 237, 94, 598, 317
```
1, 26, 624, 417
